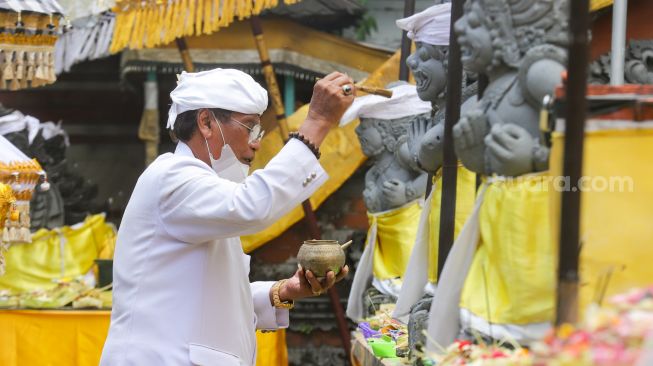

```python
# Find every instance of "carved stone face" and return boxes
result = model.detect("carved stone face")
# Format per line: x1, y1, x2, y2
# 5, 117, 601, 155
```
406, 42, 447, 102
455, 1, 493, 74
355, 118, 385, 157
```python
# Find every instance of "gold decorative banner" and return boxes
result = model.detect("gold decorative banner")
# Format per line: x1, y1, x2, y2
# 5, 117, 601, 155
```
110, 0, 301, 53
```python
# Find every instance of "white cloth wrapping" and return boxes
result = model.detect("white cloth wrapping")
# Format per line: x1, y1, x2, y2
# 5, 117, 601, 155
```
167, 69, 268, 129
0, 111, 26, 136
39, 121, 69, 146
57, 0, 115, 21
0, 110, 67, 146
346, 218, 378, 322
396, 2, 451, 46
392, 190, 434, 320
101, 139, 328, 366
425, 185, 487, 353
339, 84, 432, 126
0, 134, 32, 162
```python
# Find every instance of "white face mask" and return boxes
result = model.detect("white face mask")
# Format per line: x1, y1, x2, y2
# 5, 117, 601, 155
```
205, 118, 250, 183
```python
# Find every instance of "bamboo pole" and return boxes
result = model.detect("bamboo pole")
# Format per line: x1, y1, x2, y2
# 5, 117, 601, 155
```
399, 0, 416, 81
175, 38, 195, 72
437, 0, 464, 277
249, 16, 352, 363
556, 0, 591, 326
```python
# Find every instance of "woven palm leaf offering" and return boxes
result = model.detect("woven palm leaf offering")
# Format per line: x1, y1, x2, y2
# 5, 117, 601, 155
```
0, 0, 64, 90
0, 135, 49, 274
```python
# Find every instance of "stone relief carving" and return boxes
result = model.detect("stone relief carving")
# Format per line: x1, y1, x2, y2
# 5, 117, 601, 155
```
590, 40, 653, 85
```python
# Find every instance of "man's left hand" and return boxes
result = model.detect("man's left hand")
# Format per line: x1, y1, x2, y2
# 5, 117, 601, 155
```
280, 265, 349, 301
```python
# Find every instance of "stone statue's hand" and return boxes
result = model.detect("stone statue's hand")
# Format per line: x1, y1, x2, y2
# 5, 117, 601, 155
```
363, 186, 381, 212
485, 123, 536, 176
382, 179, 407, 207
395, 136, 417, 171
454, 110, 487, 150
407, 116, 433, 163
417, 122, 445, 173
453, 110, 488, 173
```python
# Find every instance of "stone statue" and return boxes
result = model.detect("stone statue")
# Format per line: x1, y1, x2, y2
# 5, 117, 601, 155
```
346, 106, 431, 322
356, 114, 429, 318
400, 42, 478, 175
357, 115, 428, 213
452, 0, 568, 177
392, 19, 480, 364
422, 0, 568, 348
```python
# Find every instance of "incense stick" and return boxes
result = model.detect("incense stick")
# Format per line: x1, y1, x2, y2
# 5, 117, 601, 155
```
314, 78, 393, 98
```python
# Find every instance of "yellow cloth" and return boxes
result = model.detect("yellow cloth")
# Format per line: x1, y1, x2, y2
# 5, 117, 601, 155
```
460, 174, 555, 325
550, 129, 653, 316
0, 214, 116, 294
0, 310, 287, 366
591, 0, 613, 11
240, 50, 404, 253
368, 201, 423, 280
427, 165, 477, 283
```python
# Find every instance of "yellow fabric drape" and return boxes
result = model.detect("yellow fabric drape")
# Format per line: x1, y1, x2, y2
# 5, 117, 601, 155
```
367, 201, 423, 280
0, 214, 115, 294
427, 165, 477, 283
460, 174, 555, 325
0, 310, 288, 366
550, 128, 653, 316
240, 51, 403, 253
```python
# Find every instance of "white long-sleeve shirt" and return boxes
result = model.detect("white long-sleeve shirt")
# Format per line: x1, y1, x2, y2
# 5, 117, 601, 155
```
100, 139, 327, 366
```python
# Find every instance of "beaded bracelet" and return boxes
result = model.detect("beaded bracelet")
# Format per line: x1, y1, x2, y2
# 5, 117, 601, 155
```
288, 132, 321, 159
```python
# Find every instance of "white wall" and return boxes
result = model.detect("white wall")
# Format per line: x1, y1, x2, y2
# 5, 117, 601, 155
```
342, 0, 437, 50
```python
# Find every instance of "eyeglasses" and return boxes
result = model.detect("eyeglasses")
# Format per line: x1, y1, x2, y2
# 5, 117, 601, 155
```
210, 110, 265, 144
229, 118, 265, 143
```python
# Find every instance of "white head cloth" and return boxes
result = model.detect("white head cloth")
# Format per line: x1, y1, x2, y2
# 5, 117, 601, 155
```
167, 68, 268, 129
396, 2, 451, 46
340, 84, 432, 126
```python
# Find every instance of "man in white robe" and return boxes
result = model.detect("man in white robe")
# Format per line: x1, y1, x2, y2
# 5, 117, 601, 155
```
100, 69, 354, 366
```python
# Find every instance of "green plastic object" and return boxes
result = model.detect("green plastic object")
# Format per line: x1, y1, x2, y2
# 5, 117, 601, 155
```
368, 337, 397, 358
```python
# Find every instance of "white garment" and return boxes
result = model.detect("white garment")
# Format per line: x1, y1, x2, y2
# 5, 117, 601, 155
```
100, 139, 327, 366
392, 191, 433, 319
425, 185, 487, 354
395, 2, 451, 46
346, 217, 377, 322
459, 308, 551, 346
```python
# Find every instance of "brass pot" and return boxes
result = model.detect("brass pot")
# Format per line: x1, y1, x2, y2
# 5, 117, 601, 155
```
297, 239, 347, 277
